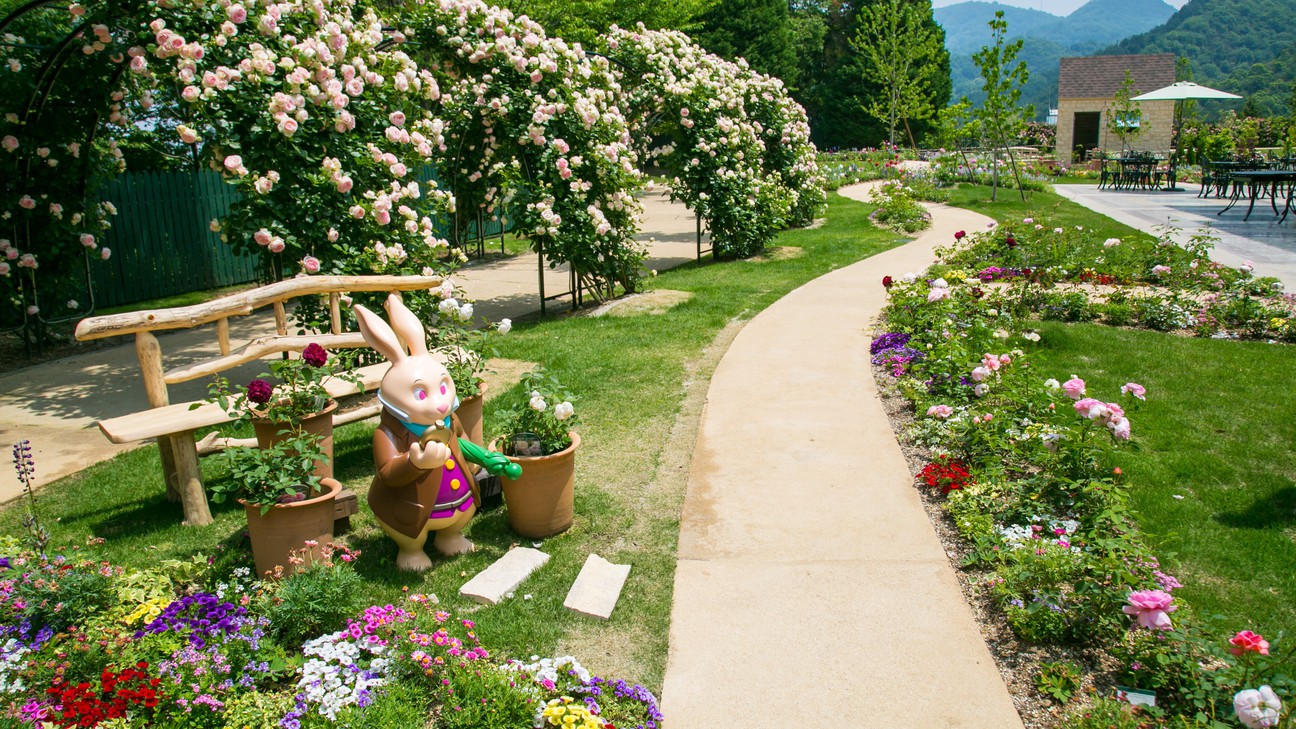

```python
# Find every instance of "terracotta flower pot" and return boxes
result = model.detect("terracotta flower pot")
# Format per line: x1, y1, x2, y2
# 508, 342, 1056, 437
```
490, 432, 579, 539
455, 381, 488, 447
242, 477, 341, 578
253, 399, 337, 479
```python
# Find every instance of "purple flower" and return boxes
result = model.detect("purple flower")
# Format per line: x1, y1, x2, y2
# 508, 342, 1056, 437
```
247, 378, 274, 405
302, 342, 328, 368
869, 332, 911, 355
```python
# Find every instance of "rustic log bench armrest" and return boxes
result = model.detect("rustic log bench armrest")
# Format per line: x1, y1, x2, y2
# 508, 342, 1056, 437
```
73, 275, 442, 528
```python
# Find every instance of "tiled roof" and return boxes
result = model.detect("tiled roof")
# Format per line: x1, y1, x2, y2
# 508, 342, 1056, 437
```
1058, 54, 1176, 99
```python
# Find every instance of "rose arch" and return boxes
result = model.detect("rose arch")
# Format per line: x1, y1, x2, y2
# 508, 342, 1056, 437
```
602, 25, 825, 260
0, 0, 646, 338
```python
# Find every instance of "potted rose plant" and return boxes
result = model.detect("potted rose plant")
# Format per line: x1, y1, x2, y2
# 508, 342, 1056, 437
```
423, 278, 513, 447
207, 342, 359, 479
489, 368, 579, 538
211, 430, 340, 578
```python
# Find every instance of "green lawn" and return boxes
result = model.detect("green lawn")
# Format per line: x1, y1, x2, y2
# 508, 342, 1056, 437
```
0, 191, 904, 691
946, 183, 1153, 244
1021, 310, 1296, 638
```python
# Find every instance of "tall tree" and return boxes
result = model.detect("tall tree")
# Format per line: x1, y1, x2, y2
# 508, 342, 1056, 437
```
853, 0, 943, 147
971, 11, 1030, 201
498, 0, 713, 46
693, 0, 797, 84
803, 0, 950, 150
1105, 71, 1145, 154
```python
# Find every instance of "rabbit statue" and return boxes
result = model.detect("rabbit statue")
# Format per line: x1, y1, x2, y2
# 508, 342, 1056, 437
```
354, 294, 519, 571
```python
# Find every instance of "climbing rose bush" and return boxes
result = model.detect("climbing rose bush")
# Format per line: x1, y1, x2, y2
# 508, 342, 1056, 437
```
604, 25, 824, 259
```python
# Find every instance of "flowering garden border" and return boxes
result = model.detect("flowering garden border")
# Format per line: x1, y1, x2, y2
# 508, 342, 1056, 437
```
875, 219, 1294, 727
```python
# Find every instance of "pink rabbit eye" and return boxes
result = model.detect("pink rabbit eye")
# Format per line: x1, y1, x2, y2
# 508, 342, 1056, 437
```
414, 388, 427, 401
439, 383, 448, 395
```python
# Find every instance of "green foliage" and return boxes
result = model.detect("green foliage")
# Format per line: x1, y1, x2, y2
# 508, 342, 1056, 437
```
1106, 72, 1146, 153
493, 0, 712, 46
494, 367, 578, 455
1059, 697, 1146, 729
221, 690, 298, 729
215, 435, 328, 514
332, 682, 438, 729
430, 664, 538, 729
11, 563, 114, 635
868, 180, 932, 233
1036, 660, 1084, 704
971, 12, 1031, 201
694, 0, 797, 85
262, 554, 365, 647
853, 0, 946, 146
1104, 0, 1296, 119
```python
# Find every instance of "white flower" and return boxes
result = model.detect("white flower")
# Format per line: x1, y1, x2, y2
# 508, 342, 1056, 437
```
973, 383, 989, 397
438, 298, 459, 315
931, 277, 949, 288
902, 272, 918, 283
496, 318, 512, 334
1234, 686, 1282, 729
1103, 237, 1121, 248
1022, 331, 1040, 342
458, 303, 474, 321
554, 402, 574, 421
1044, 378, 1060, 390
530, 396, 547, 412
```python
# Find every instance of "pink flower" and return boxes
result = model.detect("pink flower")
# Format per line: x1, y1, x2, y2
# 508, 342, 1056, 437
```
1123, 590, 1176, 630
335, 176, 353, 193
0, 262, 9, 276
253, 228, 272, 246
18, 253, 36, 268
1121, 382, 1146, 400
926, 405, 953, 419
277, 117, 298, 136
2, 135, 17, 152
970, 366, 990, 382
301, 255, 321, 273
18, 196, 35, 210
100, 247, 111, 260
268, 239, 285, 253
1230, 631, 1270, 657
1061, 377, 1086, 399
389, 111, 406, 127
223, 154, 243, 171
927, 287, 949, 303
1152, 265, 1171, 276
227, 4, 246, 22
79, 234, 95, 248
1073, 398, 1107, 420
181, 85, 200, 102
349, 205, 365, 219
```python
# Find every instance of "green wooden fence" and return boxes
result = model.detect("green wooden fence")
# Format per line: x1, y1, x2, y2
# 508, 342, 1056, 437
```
90, 168, 513, 310
91, 171, 261, 309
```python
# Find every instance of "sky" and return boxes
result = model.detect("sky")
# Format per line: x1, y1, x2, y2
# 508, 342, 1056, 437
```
931, 0, 1189, 16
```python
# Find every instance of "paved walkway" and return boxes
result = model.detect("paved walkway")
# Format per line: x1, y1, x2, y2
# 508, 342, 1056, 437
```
1055, 184, 1296, 290
0, 187, 705, 501
661, 183, 1024, 727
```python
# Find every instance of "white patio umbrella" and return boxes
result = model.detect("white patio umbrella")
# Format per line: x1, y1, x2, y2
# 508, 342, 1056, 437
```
1131, 81, 1242, 190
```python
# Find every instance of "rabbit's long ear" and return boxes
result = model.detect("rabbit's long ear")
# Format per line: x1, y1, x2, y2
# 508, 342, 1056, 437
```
354, 303, 407, 363
384, 294, 428, 357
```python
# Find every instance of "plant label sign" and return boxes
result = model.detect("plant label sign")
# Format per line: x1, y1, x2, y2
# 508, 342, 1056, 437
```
1116, 686, 1156, 707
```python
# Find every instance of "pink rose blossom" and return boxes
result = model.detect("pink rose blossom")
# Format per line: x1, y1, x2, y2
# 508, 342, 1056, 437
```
927, 287, 949, 303
926, 405, 953, 419
0, 262, 9, 276
253, 229, 272, 246
1234, 686, 1282, 729
18, 195, 35, 210
223, 154, 243, 171
6, 249, 17, 260
1123, 590, 1176, 630
389, 111, 405, 127
301, 255, 321, 273
181, 85, 199, 102
335, 176, 353, 193
1230, 631, 1270, 657
349, 205, 365, 219
100, 247, 111, 260
79, 234, 95, 248
227, 4, 246, 22
970, 366, 990, 382
1121, 382, 1146, 400
2, 135, 18, 152
18, 253, 36, 268
268, 239, 285, 253
1061, 377, 1086, 399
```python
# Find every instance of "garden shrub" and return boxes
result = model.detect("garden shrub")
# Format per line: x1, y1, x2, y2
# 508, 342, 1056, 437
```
261, 546, 365, 648
1059, 697, 1146, 729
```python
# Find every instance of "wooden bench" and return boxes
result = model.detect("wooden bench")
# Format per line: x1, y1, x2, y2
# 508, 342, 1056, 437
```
74, 275, 443, 527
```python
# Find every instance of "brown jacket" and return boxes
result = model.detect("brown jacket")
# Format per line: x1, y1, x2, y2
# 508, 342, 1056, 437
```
369, 410, 481, 539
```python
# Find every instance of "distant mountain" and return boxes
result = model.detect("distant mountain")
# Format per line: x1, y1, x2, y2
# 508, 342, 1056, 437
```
936, 0, 1176, 118
935, 2, 1060, 55
1102, 0, 1296, 116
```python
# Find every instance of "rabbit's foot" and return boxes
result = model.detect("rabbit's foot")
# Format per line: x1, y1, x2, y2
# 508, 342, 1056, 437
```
434, 531, 475, 556
395, 548, 434, 572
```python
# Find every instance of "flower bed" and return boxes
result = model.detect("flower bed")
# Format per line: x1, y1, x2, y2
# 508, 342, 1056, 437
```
0, 540, 661, 727
874, 221, 1294, 727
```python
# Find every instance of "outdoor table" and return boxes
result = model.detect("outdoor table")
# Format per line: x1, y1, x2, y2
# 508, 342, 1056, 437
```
1216, 171, 1296, 221
1102, 156, 1167, 191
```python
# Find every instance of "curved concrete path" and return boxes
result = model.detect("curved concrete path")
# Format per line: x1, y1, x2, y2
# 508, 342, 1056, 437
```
661, 184, 1025, 728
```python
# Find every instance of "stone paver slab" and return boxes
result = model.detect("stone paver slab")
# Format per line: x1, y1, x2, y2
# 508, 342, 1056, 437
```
459, 547, 550, 605
563, 554, 631, 619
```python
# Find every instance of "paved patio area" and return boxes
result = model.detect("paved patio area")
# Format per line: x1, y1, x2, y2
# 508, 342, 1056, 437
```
1054, 184, 1296, 290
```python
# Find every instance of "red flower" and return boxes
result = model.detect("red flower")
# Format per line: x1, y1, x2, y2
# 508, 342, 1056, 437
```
1229, 630, 1270, 656
916, 457, 973, 495
882, 275, 894, 289
1006, 235, 1017, 248
954, 230, 966, 240
302, 342, 328, 367
246, 378, 274, 405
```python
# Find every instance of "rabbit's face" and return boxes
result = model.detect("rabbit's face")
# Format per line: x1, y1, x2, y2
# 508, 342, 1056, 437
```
381, 358, 458, 426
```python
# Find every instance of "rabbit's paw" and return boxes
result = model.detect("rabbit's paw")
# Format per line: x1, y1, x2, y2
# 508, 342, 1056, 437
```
434, 531, 475, 556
